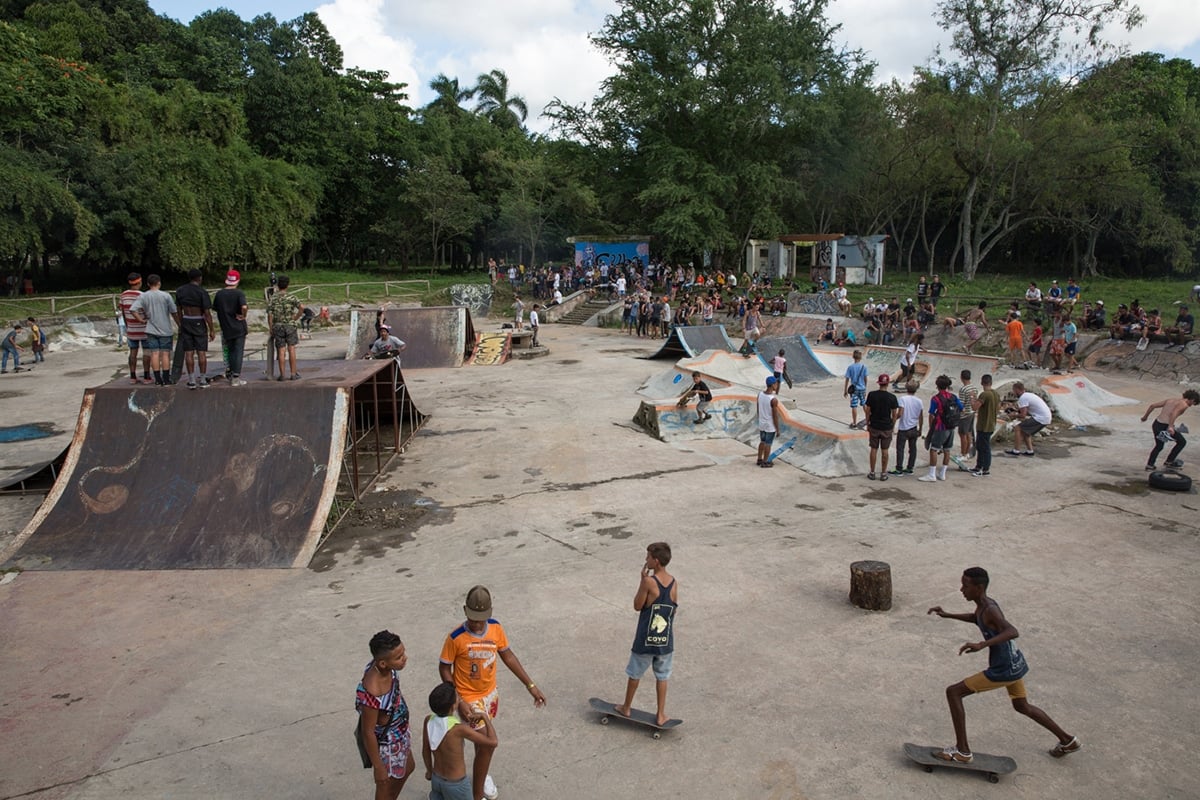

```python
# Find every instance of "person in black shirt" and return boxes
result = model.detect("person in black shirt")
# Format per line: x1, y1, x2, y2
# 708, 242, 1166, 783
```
930, 274, 946, 306
1167, 305, 1195, 350
677, 372, 713, 424
212, 270, 248, 386
865, 374, 900, 480
175, 268, 214, 388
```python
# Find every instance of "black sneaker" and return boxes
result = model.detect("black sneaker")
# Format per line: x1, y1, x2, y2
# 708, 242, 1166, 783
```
187, 380, 197, 390
1167, 460, 1185, 469
970, 469, 989, 477
1146, 464, 1157, 471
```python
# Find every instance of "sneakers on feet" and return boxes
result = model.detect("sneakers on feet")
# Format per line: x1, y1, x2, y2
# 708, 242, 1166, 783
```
936, 473, 947, 481
1146, 464, 1158, 471
1005, 449, 1022, 456
933, 746, 973, 764
483, 774, 499, 799
970, 469, 990, 477
1167, 460, 1185, 468
198, 377, 210, 389
231, 378, 248, 387
1021, 450, 1035, 456
889, 468, 904, 476
902, 468, 913, 475
186, 380, 197, 390
1049, 736, 1081, 758
917, 474, 938, 482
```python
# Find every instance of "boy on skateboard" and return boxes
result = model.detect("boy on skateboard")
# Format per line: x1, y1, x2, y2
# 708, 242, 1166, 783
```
614, 542, 678, 727
422, 682, 498, 800
927, 567, 1080, 763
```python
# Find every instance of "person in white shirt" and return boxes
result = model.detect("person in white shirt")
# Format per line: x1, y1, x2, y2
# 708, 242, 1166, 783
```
1007, 382, 1052, 457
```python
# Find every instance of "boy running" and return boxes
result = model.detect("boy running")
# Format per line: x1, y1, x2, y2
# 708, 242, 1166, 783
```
927, 568, 1080, 762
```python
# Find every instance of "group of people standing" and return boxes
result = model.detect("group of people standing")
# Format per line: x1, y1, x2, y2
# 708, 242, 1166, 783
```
118, 269, 305, 386
1, 317, 45, 373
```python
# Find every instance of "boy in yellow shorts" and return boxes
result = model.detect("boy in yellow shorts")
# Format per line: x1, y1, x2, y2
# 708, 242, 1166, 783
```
927, 567, 1080, 762
439, 586, 545, 800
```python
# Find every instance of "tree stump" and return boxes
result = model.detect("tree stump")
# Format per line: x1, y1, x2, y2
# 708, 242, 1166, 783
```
849, 560, 892, 611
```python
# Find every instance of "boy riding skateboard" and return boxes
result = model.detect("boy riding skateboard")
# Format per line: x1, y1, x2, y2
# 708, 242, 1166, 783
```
927, 567, 1080, 763
614, 542, 678, 727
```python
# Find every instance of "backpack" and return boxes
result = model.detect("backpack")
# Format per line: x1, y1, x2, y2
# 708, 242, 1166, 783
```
938, 393, 962, 429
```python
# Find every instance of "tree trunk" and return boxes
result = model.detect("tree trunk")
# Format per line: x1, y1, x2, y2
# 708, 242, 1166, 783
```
849, 560, 892, 611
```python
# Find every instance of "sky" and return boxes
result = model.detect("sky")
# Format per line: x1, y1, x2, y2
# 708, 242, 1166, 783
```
147, 0, 1200, 133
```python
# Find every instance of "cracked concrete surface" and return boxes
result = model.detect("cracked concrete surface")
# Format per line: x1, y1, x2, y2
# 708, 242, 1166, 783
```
1, 320, 1198, 799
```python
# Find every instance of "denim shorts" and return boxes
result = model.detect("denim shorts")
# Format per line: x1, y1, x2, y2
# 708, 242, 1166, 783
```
144, 334, 173, 352
759, 430, 776, 445
626, 651, 673, 681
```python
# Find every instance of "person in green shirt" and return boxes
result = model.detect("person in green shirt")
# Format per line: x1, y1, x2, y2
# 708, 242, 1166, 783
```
970, 373, 1000, 477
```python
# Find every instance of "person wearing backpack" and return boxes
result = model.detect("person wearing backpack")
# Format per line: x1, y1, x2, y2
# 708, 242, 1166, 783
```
919, 374, 963, 482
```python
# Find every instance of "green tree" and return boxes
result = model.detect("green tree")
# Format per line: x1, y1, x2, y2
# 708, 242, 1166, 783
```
474, 69, 528, 129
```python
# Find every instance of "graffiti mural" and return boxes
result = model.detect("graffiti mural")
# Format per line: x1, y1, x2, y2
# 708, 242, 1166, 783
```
574, 241, 650, 272
787, 292, 840, 315
471, 332, 511, 366
451, 284, 493, 317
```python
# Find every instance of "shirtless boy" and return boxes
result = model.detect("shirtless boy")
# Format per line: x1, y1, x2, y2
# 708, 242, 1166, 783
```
1142, 389, 1200, 470
927, 567, 1080, 763
422, 682, 498, 800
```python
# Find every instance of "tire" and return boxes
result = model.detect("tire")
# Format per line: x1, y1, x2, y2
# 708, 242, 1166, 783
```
1149, 470, 1192, 492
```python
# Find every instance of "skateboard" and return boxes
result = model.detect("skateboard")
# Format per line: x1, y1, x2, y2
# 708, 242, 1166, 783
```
265, 336, 276, 380
903, 742, 1016, 783
588, 698, 681, 739
768, 437, 797, 464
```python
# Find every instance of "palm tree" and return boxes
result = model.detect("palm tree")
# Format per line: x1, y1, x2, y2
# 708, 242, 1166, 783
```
427, 73, 475, 114
473, 69, 528, 129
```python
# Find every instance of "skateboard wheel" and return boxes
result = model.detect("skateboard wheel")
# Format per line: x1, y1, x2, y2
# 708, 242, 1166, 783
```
923, 766, 933, 773
652, 732, 661, 740
599, 715, 609, 725
988, 773, 999, 783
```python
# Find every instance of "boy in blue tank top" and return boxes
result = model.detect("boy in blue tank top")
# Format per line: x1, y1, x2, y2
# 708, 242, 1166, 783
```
614, 542, 678, 726
927, 567, 1080, 762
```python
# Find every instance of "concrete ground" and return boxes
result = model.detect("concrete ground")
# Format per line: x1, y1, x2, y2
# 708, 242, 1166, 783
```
1, 319, 1198, 800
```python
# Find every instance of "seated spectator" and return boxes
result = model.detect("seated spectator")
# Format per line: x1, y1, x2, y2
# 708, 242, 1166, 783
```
1046, 280, 1064, 311
862, 297, 876, 319
1065, 278, 1081, 307
1109, 304, 1137, 339
1025, 282, 1043, 311
917, 301, 937, 329
1145, 309, 1163, 338
1166, 306, 1195, 350
819, 318, 837, 343
902, 298, 917, 320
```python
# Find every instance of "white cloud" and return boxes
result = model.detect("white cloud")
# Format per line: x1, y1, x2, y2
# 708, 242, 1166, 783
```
314, 0, 1200, 131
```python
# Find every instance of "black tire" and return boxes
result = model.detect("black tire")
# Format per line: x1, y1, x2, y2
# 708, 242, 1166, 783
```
1149, 470, 1192, 492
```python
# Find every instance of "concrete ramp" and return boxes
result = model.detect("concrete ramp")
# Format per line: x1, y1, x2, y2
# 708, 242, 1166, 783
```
649, 325, 737, 359
348, 307, 476, 367
469, 332, 512, 365
755, 336, 834, 384
634, 392, 868, 477
1040, 374, 1137, 426
811, 345, 999, 387
3, 360, 426, 570
638, 350, 771, 401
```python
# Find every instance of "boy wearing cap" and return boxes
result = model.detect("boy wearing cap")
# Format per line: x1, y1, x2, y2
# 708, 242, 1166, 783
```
120, 273, 152, 384
213, 270, 248, 386
614, 542, 678, 727
756, 376, 781, 467
864, 374, 900, 480
440, 586, 545, 800
2, 322, 25, 373
370, 325, 407, 359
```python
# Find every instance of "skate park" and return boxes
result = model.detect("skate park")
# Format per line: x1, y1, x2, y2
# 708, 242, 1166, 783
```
1, 307, 1198, 800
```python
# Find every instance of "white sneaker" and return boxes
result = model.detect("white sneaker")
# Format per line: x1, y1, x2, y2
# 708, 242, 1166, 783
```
918, 474, 938, 482
937, 473, 947, 481
484, 774, 498, 799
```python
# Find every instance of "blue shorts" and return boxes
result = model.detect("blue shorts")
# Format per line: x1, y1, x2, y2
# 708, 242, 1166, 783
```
144, 334, 173, 352
759, 430, 776, 445
849, 388, 866, 408
626, 651, 673, 681
929, 429, 955, 452
128, 338, 146, 351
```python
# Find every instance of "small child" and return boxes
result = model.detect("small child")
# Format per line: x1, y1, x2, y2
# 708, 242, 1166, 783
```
357, 630, 413, 800
1029, 319, 1044, 366
422, 682, 497, 800
772, 348, 789, 388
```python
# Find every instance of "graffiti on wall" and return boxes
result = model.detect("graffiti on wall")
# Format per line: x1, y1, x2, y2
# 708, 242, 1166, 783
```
451, 284, 493, 317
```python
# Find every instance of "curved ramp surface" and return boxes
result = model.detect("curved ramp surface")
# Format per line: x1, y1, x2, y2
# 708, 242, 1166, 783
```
649, 325, 737, 359
755, 336, 835, 384
811, 345, 999, 388
4, 360, 426, 570
1040, 374, 1136, 426
634, 392, 869, 477
348, 306, 476, 367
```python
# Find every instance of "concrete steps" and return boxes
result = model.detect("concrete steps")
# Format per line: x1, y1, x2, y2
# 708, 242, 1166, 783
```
557, 297, 617, 325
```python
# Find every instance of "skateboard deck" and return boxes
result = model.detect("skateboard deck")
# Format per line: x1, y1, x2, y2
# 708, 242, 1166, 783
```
589, 698, 681, 739
903, 742, 1016, 783
768, 437, 797, 464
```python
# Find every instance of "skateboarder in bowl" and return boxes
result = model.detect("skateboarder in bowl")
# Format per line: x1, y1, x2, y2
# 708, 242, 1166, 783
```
927, 567, 1080, 763
614, 542, 678, 727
